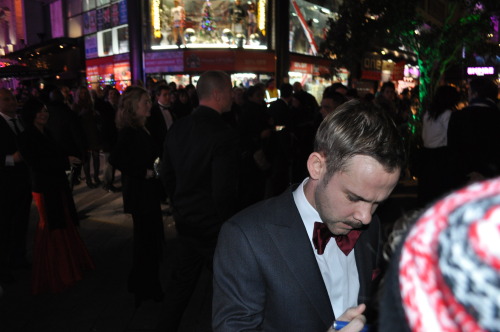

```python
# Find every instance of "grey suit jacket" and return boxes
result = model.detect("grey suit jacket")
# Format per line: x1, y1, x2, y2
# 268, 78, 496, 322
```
213, 186, 382, 332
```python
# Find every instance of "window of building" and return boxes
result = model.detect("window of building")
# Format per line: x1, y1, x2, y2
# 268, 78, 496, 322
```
97, 29, 113, 56
83, 0, 97, 12
68, 15, 83, 38
97, 0, 111, 8
148, 0, 268, 50
95, 25, 128, 57
50, 0, 65, 38
116, 26, 129, 53
67, 0, 83, 17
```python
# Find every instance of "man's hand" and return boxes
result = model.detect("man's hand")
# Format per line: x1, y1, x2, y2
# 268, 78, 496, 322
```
327, 304, 367, 332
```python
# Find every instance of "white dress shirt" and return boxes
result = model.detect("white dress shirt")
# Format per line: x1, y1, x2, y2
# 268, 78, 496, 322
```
293, 178, 359, 317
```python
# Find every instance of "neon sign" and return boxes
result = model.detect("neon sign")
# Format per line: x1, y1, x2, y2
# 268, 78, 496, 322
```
467, 67, 494, 76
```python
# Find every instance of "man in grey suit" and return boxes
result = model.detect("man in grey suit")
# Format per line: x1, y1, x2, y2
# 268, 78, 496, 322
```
213, 99, 405, 332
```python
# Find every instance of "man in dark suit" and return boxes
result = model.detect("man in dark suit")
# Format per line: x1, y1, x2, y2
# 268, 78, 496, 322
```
0, 88, 32, 283
159, 71, 240, 331
213, 100, 405, 331
146, 84, 173, 152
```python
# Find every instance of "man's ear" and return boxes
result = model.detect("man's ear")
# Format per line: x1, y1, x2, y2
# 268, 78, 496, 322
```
307, 152, 325, 180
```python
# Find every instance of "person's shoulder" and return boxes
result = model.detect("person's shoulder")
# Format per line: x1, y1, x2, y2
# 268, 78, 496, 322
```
225, 189, 295, 229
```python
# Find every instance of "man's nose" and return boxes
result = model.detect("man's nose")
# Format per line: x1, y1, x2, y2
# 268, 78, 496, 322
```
353, 204, 372, 225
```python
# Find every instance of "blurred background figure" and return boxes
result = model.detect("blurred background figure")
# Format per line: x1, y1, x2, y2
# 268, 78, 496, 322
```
171, 88, 193, 119
18, 98, 94, 295
448, 77, 500, 189
73, 87, 102, 189
238, 84, 271, 208
418, 85, 460, 207
97, 87, 120, 193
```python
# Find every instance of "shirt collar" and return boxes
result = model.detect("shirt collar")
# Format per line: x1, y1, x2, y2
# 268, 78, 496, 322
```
293, 178, 321, 241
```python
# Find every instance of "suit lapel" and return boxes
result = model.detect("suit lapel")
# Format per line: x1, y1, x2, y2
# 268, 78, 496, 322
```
265, 191, 334, 326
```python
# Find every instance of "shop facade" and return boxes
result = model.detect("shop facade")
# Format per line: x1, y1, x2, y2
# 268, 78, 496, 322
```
82, 0, 131, 90
81, 0, 341, 94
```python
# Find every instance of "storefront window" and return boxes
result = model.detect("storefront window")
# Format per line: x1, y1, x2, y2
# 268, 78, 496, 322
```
86, 59, 131, 91
289, 0, 334, 56
149, 0, 267, 50
231, 73, 258, 87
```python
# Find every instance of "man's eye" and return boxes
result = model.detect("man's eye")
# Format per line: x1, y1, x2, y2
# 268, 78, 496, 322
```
347, 195, 359, 202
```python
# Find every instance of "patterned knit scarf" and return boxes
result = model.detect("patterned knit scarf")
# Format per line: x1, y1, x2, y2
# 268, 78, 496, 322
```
399, 178, 500, 332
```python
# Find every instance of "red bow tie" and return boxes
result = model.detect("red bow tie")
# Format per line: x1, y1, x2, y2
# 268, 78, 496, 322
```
312, 222, 361, 256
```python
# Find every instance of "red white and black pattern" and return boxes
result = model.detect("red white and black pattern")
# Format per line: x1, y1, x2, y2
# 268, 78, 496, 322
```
399, 179, 500, 332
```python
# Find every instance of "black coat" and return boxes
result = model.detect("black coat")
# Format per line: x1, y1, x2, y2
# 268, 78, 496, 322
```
18, 126, 78, 229
46, 101, 85, 159
161, 106, 240, 243
447, 99, 500, 187
110, 126, 162, 214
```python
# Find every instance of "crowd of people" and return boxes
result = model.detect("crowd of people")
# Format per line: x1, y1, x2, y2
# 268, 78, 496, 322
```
0, 73, 499, 332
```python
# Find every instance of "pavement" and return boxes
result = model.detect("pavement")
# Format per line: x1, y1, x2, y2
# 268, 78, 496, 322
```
0, 171, 418, 332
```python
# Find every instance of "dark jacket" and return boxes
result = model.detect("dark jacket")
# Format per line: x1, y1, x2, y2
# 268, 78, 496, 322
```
448, 98, 500, 187
46, 101, 85, 159
110, 126, 162, 214
18, 126, 77, 229
161, 106, 240, 243
213, 187, 382, 331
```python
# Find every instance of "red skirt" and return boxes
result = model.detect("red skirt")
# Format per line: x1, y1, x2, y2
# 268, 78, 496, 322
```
32, 192, 95, 295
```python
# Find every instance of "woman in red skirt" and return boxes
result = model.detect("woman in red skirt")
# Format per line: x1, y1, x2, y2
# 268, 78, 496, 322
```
18, 97, 94, 294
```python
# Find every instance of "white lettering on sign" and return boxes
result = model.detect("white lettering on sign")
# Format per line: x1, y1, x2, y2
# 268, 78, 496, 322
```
467, 67, 494, 76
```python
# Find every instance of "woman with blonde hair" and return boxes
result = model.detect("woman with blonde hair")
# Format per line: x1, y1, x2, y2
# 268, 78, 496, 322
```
110, 86, 164, 306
